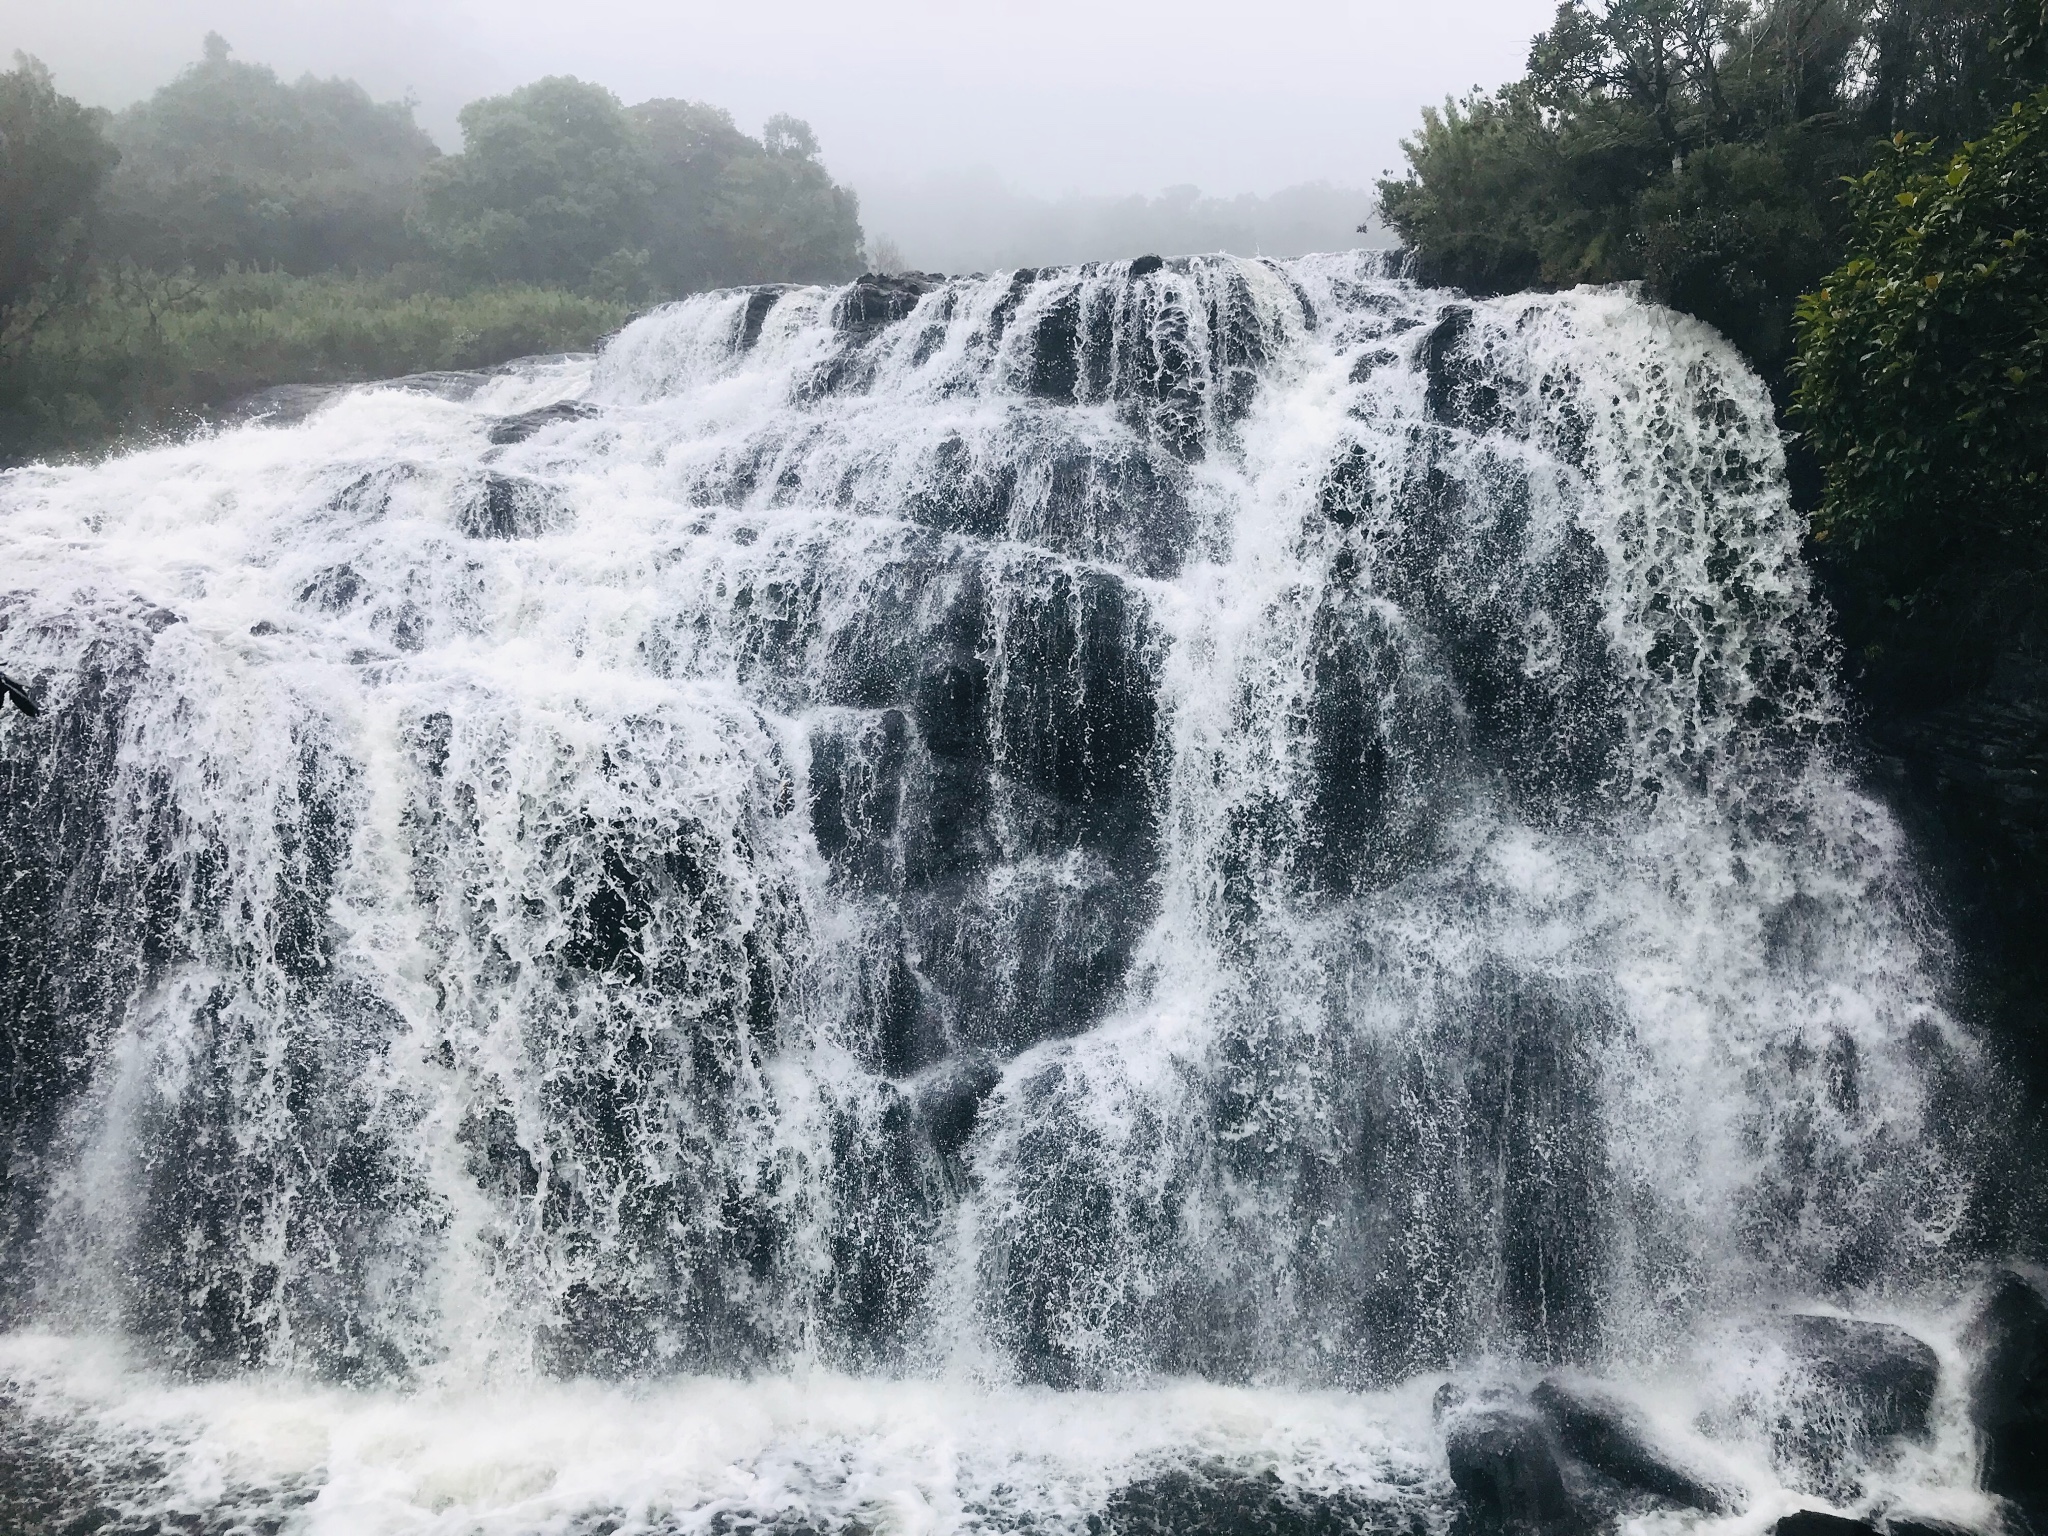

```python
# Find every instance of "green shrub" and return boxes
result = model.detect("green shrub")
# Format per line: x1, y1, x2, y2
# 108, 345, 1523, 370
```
0, 268, 631, 464
1378, 0, 2032, 388
1793, 88, 2048, 674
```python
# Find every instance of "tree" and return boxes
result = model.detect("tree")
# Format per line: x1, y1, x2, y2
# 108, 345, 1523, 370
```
0, 54, 119, 355
1793, 90, 2048, 690
102, 35, 439, 275
1378, 0, 2032, 386
631, 101, 863, 294
412, 77, 653, 290
711, 122, 864, 287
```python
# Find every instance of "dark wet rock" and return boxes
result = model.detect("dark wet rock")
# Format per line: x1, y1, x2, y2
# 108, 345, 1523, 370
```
132, 600, 184, 634
1097, 1462, 1419, 1536
810, 708, 913, 893
1776, 1315, 1941, 1444
1531, 1378, 1741, 1514
298, 563, 362, 612
912, 1050, 1003, 1165
1421, 306, 1512, 435
0, 669, 40, 717
1884, 1520, 1986, 1536
1298, 588, 1461, 896
384, 367, 498, 401
1026, 286, 1083, 401
1772, 1513, 1880, 1536
457, 472, 562, 539
228, 380, 344, 427
735, 285, 796, 352
1375, 428, 1622, 824
1966, 1271, 2048, 1516
1319, 441, 1374, 528
1127, 255, 1165, 277
1739, 1315, 1941, 1504
485, 399, 597, 445
1444, 1403, 1574, 1531
836, 272, 942, 335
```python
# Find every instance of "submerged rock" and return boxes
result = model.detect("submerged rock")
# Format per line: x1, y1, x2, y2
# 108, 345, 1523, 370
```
1443, 1402, 1574, 1531
456, 471, 562, 539
486, 399, 598, 445
1719, 1314, 1943, 1503
1097, 1464, 1416, 1536
1530, 1378, 1741, 1514
1775, 1315, 1941, 1445
1966, 1271, 2048, 1518
1771, 1512, 1880, 1536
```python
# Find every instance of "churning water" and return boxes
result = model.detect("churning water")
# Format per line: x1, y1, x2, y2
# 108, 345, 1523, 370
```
0, 254, 2017, 1533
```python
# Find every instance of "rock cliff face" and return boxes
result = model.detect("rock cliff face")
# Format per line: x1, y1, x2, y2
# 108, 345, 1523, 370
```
1857, 634, 2048, 1121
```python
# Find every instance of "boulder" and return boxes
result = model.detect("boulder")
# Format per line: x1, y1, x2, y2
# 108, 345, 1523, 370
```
1729, 1315, 1942, 1504
456, 472, 560, 540
1776, 1314, 1941, 1443
1771, 1512, 1879, 1536
1097, 1462, 1409, 1536
1966, 1271, 2048, 1516
835, 272, 941, 335
1444, 1402, 1573, 1531
485, 399, 597, 446
1531, 1378, 1741, 1514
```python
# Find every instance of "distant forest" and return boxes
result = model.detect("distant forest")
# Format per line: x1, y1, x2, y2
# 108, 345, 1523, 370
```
0, 36, 867, 463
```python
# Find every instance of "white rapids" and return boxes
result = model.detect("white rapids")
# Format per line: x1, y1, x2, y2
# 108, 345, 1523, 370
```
0, 252, 2012, 1533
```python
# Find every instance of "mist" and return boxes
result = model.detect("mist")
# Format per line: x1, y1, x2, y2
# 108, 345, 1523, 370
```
3, 0, 1554, 211
857, 175, 1387, 273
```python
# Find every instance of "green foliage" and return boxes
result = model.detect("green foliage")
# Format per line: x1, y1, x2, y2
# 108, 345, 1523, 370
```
414, 81, 864, 296
1379, 0, 2031, 382
412, 76, 651, 290
0, 47, 865, 466
102, 35, 439, 275
1794, 90, 2048, 659
0, 54, 120, 355
0, 268, 629, 464
631, 99, 862, 293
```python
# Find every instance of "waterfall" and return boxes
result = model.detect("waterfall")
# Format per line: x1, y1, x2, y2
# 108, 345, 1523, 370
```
0, 254, 2012, 1534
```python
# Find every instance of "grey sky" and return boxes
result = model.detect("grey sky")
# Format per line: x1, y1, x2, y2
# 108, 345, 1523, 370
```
6, 0, 1551, 202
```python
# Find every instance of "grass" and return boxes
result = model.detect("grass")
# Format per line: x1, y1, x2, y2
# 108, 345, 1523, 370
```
0, 267, 635, 465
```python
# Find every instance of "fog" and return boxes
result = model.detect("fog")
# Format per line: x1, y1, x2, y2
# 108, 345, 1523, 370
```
4, 0, 1552, 268
861, 177, 1391, 274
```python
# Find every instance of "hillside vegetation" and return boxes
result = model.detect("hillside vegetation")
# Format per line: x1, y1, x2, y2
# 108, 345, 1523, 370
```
0, 37, 867, 465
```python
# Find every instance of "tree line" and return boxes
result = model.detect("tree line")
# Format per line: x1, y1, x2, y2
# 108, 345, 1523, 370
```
0, 37, 867, 462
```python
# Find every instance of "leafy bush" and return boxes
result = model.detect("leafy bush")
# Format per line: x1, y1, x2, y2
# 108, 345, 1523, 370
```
1794, 88, 2048, 681
1378, 0, 2031, 386
0, 268, 629, 464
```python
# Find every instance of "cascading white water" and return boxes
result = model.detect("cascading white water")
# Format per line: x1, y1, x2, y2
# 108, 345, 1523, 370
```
0, 253, 2011, 1534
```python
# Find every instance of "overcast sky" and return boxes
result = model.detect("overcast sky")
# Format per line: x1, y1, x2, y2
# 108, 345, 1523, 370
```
3, 0, 1553, 201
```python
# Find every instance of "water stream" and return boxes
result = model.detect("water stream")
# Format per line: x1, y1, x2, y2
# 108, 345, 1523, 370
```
0, 253, 2013, 1534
